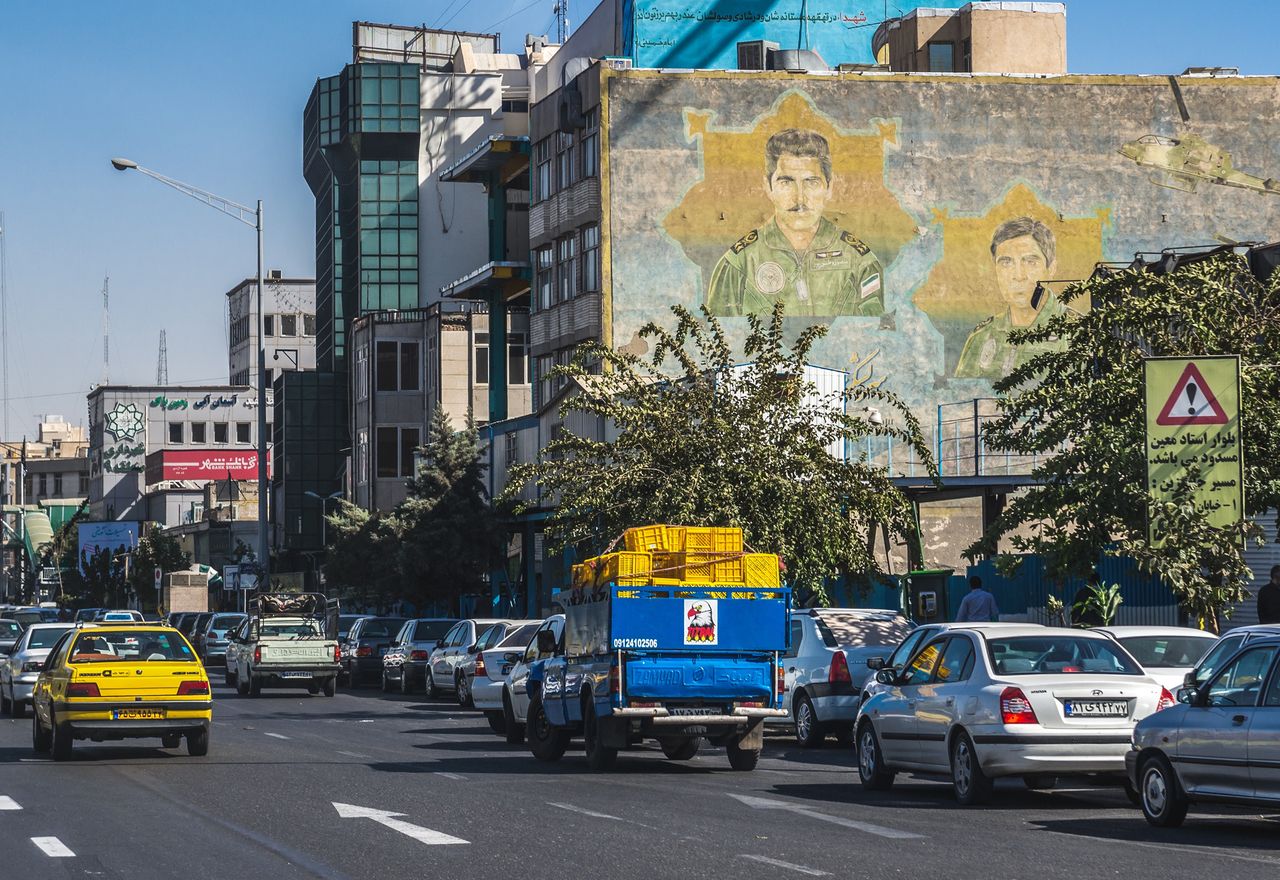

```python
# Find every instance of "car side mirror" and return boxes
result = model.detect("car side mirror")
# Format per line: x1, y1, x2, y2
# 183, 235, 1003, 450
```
536, 631, 557, 655
435, 639, 445, 649
866, 656, 886, 671
874, 668, 898, 685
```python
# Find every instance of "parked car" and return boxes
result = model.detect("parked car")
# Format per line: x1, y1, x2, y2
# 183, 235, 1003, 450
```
499, 615, 565, 744
859, 622, 1034, 707
856, 626, 1173, 804
187, 612, 217, 657
174, 613, 201, 638
458, 620, 541, 713
337, 614, 371, 641
382, 618, 457, 694
0, 619, 23, 656
340, 617, 408, 687
1094, 625, 1217, 691
75, 608, 103, 624
197, 612, 247, 666
0, 623, 78, 717
1179, 624, 1280, 695
772, 608, 914, 747
424, 618, 514, 699
1129, 636, 1280, 826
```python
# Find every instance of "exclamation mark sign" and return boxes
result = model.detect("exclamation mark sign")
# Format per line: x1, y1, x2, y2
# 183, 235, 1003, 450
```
1186, 382, 1198, 415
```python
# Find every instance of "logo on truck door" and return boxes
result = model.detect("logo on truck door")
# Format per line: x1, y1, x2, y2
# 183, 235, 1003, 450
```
684, 600, 718, 646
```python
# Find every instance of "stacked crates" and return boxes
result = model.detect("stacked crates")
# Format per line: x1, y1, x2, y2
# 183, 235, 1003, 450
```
570, 526, 783, 588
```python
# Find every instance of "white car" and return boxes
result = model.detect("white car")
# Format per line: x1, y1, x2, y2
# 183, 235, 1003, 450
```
856, 625, 1173, 804
1093, 625, 1217, 691
498, 614, 564, 744
424, 618, 514, 699
0, 623, 79, 717
469, 621, 543, 732
771, 608, 914, 748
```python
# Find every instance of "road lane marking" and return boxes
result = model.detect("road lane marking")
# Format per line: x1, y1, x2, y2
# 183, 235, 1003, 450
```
740, 855, 830, 876
434, 772, 465, 780
31, 837, 75, 858
545, 801, 625, 821
727, 794, 924, 840
0, 796, 21, 810
263, 733, 290, 740
332, 802, 467, 846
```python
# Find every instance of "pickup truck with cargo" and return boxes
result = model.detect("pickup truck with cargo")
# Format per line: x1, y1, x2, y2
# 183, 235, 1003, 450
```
226, 593, 340, 697
526, 526, 791, 771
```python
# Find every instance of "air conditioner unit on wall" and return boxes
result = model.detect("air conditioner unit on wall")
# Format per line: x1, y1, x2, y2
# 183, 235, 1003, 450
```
601, 56, 632, 70
737, 40, 779, 71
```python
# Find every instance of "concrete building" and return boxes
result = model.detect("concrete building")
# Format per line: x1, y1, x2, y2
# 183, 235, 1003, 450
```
226, 272, 317, 386
874, 2, 1067, 74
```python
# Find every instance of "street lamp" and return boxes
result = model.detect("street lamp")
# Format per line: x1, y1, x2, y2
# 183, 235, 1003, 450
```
304, 490, 343, 549
111, 157, 269, 586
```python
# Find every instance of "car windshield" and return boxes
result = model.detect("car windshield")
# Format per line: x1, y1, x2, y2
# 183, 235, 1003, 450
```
987, 636, 1142, 676
413, 620, 455, 641
498, 623, 541, 648
27, 626, 73, 648
815, 613, 913, 648
0, 621, 21, 637
358, 619, 407, 640
70, 630, 195, 662
1118, 635, 1214, 668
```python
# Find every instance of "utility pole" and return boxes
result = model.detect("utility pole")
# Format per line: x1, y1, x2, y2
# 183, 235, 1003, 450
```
101, 275, 110, 385
156, 329, 168, 385
0, 213, 10, 440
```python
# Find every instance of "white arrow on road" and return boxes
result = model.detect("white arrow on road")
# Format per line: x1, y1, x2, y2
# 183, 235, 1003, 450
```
333, 803, 468, 846
727, 793, 924, 840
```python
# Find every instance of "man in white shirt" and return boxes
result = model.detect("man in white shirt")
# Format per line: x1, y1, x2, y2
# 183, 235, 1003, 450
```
955, 576, 1000, 623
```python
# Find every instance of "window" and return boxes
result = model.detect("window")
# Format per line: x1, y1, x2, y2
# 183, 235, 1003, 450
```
580, 108, 599, 178
264, 315, 275, 337
1264, 659, 1280, 707
557, 235, 577, 303
303, 314, 316, 336
280, 314, 297, 336
1118, 635, 1215, 669
236, 422, 251, 444
535, 246, 554, 311
985, 636, 1142, 676
401, 427, 420, 478
191, 423, 206, 444
376, 427, 418, 478
902, 640, 943, 685
927, 41, 955, 72
784, 617, 805, 658
474, 333, 490, 385
534, 137, 553, 202
356, 344, 369, 401
400, 342, 419, 391
935, 636, 975, 683
556, 131, 575, 190
214, 422, 228, 444
536, 353, 554, 408
376, 341, 419, 391
504, 432, 518, 469
1205, 647, 1277, 707
1192, 636, 1244, 686
888, 628, 932, 669
53, 473, 62, 495
357, 430, 369, 485
962, 38, 972, 73
501, 98, 529, 113
38, 474, 47, 496
508, 332, 528, 385
581, 225, 600, 293
169, 422, 184, 444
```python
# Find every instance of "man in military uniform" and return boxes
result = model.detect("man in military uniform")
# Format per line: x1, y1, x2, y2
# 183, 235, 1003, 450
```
955, 217, 1067, 380
705, 128, 884, 319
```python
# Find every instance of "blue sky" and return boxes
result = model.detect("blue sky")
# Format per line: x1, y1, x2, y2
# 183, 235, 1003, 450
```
1, 0, 1277, 436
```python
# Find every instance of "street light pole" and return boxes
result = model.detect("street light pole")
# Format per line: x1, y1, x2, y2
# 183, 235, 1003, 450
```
111, 158, 270, 588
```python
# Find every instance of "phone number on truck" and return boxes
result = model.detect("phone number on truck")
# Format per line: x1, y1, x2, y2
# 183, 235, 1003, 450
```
611, 638, 659, 649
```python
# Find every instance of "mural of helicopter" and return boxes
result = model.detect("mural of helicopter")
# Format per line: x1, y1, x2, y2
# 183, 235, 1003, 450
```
1118, 133, 1280, 195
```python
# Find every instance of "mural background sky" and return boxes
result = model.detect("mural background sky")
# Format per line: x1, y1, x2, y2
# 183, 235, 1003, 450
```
1, 0, 1276, 434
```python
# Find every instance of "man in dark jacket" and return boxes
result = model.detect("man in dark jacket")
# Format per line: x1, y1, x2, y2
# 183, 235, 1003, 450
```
1259, 566, 1280, 625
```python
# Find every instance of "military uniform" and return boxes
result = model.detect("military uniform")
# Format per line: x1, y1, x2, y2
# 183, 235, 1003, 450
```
954, 291, 1068, 380
705, 217, 885, 318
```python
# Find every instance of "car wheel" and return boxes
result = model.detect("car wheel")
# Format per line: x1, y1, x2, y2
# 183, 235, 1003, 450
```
31, 708, 51, 754
1139, 754, 1189, 827
308, 683, 321, 695
399, 667, 413, 695
51, 713, 73, 762
583, 700, 618, 771
661, 737, 701, 760
527, 695, 569, 762
457, 673, 474, 707
162, 733, 182, 749
423, 670, 438, 700
485, 711, 506, 735
857, 722, 896, 790
236, 673, 249, 697
0, 685, 9, 716
503, 690, 525, 744
1023, 774, 1057, 791
381, 671, 391, 693
323, 677, 336, 698
249, 676, 261, 697
187, 726, 210, 757
10, 697, 23, 719
224, 667, 236, 687
726, 740, 761, 771
951, 731, 993, 806
793, 694, 824, 748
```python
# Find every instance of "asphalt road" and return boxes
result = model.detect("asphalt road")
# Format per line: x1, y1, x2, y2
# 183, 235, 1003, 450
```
0, 679, 1277, 880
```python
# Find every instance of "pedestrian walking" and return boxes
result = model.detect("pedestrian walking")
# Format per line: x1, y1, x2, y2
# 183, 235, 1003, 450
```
1259, 565, 1280, 625
955, 575, 999, 622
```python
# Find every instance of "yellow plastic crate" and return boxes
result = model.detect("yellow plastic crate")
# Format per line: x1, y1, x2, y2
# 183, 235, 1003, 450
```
596, 551, 653, 586
744, 553, 782, 588
623, 525, 671, 553
683, 527, 744, 556
571, 563, 596, 590
679, 551, 744, 585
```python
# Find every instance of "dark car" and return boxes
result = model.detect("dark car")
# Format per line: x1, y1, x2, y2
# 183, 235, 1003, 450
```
383, 618, 459, 694
340, 617, 407, 687
337, 614, 371, 641
198, 612, 247, 666
175, 613, 201, 638
188, 612, 216, 656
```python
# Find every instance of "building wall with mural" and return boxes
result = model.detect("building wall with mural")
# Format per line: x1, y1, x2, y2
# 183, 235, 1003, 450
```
602, 70, 1280, 418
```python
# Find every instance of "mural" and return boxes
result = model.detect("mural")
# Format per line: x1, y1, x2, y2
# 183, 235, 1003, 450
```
604, 71, 1280, 415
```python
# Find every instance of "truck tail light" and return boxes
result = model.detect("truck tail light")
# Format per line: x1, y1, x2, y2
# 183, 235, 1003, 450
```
66, 682, 100, 698
254, 646, 262, 664
475, 654, 488, 678
777, 663, 786, 694
333, 643, 341, 662
1000, 686, 1038, 725
1157, 687, 1175, 712
177, 680, 210, 696
829, 651, 852, 685
409, 650, 430, 661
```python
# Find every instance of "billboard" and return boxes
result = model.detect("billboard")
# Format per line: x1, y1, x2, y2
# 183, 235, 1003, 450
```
601, 70, 1280, 416
145, 450, 268, 484
77, 522, 139, 575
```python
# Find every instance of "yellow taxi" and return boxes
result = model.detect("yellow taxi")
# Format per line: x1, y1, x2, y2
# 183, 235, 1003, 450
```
31, 623, 212, 761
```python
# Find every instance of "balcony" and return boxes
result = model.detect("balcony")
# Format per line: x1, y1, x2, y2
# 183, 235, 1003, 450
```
439, 135, 530, 189
440, 261, 532, 302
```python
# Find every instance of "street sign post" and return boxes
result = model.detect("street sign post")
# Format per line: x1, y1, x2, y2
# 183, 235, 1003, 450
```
1143, 356, 1243, 545
154, 566, 162, 593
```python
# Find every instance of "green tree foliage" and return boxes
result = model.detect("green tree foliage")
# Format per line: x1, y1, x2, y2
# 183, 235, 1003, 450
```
128, 529, 190, 609
323, 501, 401, 608
970, 253, 1280, 630
503, 303, 936, 605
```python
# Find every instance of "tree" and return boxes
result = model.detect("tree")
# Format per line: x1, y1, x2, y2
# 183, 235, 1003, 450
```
504, 303, 936, 606
969, 253, 1280, 630
323, 501, 400, 609
128, 528, 190, 611
395, 408, 503, 609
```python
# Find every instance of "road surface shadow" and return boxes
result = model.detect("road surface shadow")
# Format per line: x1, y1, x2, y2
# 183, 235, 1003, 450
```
1029, 814, 1280, 855
769, 779, 1133, 812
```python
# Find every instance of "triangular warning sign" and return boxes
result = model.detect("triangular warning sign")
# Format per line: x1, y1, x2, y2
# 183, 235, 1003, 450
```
1155, 362, 1229, 426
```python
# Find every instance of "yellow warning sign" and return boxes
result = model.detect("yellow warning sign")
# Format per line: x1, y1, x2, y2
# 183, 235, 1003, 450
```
1143, 356, 1243, 545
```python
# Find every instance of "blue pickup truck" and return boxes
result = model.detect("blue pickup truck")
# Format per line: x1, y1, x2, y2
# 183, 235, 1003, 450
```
525, 582, 792, 771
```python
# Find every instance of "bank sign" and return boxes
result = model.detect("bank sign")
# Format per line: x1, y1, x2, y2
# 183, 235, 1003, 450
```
622, 0, 967, 69
146, 450, 267, 483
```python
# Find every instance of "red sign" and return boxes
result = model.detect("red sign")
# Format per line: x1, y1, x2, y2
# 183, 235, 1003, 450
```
146, 450, 269, 483
1155, 362, 1230, 426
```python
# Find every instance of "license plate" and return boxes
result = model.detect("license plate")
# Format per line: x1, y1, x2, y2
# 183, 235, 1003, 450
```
669, 707, 718, 717
280, 671, 311, 679
1064, 700, 1128, 717
113, 707, 165, 720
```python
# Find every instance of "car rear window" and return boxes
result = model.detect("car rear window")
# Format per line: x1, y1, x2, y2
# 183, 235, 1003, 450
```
359, 619, 407, 639
814, 613, 913, 648
261, 622, 323, 638
71, 631, 195, 662
1118, 635, 1215, 668
497, 623, 541, 648
414, 620, 455, 641
0, 621, 21, 637
211, 615, 244, 630
27, 626, 73, 648
987, 636, 1142, 676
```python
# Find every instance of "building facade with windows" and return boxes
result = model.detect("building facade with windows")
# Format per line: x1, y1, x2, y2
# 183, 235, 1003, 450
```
226, 273, 317, 387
